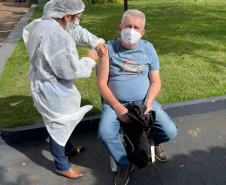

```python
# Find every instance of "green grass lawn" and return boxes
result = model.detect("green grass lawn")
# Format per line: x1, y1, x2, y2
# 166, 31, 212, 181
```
0, 0, 225, 129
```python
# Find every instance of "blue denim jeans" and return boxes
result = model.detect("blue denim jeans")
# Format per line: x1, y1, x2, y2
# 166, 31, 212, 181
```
98, 100, 177, 169
49, 135, 74, 172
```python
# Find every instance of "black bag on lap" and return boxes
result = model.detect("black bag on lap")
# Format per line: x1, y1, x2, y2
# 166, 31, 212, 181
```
121, 103, 156, 169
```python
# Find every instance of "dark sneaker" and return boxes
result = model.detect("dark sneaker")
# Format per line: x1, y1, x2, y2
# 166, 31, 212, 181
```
115, 164, 134, 185
155, 146, 168, 161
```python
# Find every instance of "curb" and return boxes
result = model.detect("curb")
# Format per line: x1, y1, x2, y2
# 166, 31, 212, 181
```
0, 115, 101, 145
162, 95, 226, 118
1, 95, 226, 145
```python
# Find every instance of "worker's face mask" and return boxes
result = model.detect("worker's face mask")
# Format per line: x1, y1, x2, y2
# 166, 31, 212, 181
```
121, 29, 141, 46
66, 18, 80, 30
74, 18, 80, 26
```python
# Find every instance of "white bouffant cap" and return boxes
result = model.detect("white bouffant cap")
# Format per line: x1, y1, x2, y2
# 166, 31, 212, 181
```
43, 0, 85, 18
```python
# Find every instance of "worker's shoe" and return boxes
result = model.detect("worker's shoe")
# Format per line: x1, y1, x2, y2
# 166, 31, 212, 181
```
115, 164, 134, 185
155, 146, 168, 161
65, 146, 85, 156
57, 167, 84, 179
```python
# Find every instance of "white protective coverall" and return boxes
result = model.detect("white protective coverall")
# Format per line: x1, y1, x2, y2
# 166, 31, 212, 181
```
23, 17, 104, 146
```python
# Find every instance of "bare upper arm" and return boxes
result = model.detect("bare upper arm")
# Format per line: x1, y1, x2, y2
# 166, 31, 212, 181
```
97, 50, 110, 86
148, 70, 161, 84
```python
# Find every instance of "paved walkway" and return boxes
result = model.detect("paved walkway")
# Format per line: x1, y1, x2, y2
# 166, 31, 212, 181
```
0, 97, 226, 185
0, 0, 30, 46
0, 0, 36, 75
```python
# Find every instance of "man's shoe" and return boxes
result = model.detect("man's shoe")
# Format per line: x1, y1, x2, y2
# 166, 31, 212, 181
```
115, 164, 134, 185
57, 167, 84, 179
155, 146, 168, 161
65, 146, 85, 156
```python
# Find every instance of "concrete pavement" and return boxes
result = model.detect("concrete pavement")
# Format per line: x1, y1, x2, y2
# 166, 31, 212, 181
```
0, 97, 226, 185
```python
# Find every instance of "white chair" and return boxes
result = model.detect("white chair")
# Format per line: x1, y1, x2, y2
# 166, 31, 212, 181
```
110, 135, 155, 172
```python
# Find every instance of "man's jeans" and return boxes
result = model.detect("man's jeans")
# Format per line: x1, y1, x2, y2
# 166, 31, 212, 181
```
49, 135, 74, 172
98, 100, 177, 169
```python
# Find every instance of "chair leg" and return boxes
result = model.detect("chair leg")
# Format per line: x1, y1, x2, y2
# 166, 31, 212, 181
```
109, 132, 123, 172
110, 155, 118, 172
150, 137, 155, 163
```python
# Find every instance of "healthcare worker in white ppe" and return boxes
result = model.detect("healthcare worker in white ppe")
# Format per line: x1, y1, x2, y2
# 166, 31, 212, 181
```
22, 0, 107, 179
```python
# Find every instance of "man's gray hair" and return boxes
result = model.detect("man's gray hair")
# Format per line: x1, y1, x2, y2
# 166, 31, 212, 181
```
121, 9, 146, 30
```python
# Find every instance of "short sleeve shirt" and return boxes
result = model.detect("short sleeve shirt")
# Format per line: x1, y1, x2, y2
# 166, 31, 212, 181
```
107, 38, 160, 102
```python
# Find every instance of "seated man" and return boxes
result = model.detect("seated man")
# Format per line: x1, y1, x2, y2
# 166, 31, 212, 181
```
97, 9, 177, 185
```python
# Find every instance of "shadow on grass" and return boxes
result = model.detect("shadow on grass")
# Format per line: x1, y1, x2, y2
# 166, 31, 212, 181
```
0, 95, 101, 129
0, 95, 41, 129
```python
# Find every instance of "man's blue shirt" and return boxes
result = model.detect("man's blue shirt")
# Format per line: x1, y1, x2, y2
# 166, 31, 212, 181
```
106, 38, 160, 102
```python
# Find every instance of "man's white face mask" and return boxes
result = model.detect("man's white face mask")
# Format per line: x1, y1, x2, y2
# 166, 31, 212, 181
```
66, 18, 80, 30
121, 29, 141, 46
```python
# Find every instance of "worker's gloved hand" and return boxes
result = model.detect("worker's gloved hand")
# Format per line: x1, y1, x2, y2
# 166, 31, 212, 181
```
86, 49, 98, 61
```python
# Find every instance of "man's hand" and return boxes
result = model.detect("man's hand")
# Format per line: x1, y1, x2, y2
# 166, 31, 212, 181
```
115, 104, 131, 123
144, 103, 152, 115
143, 70, 161, 114
96, 43, 107, 57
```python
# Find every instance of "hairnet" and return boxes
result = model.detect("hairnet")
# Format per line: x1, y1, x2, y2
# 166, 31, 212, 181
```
43, 0, 85, 18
